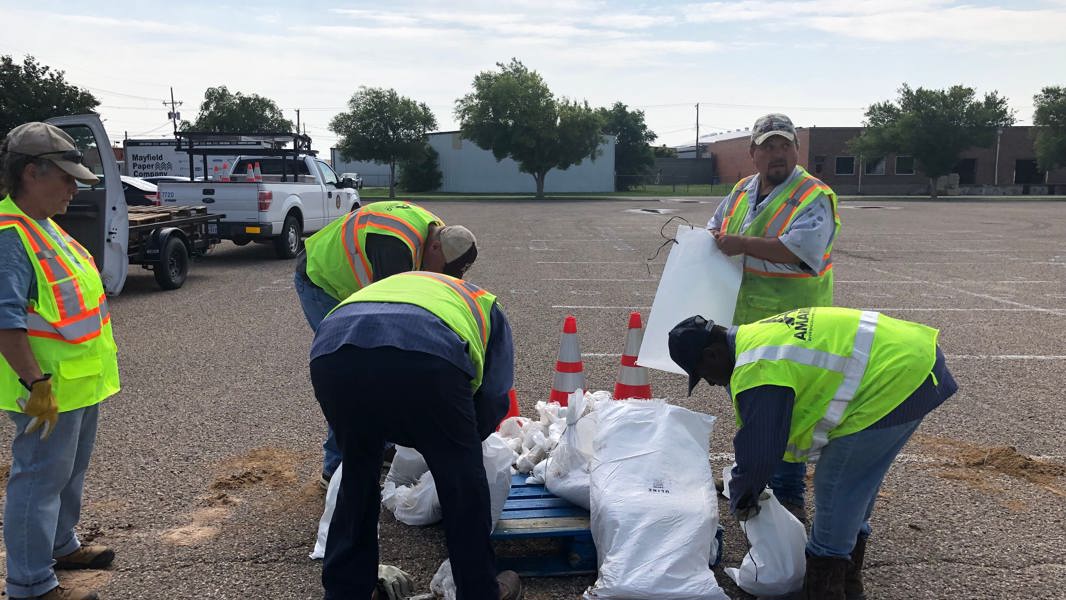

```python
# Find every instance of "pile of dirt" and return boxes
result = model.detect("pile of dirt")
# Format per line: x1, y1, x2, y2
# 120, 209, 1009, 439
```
210, 447, 300, 491
957, 445, 1066, 486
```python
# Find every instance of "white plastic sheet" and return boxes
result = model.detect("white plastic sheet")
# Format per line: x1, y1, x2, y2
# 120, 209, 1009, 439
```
544, 389, 598, 509
584, 400, 728, 600
722, 464, 807, 596
309, 464, 343, 560
637, 225, 743, 374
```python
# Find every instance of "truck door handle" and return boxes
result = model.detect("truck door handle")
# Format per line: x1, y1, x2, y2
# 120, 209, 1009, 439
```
328, 191, 333, 198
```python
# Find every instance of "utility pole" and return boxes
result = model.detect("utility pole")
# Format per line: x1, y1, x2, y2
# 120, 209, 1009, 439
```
163, 87, 183, 136
295, 109, 301, 134
695, 103, 700, 159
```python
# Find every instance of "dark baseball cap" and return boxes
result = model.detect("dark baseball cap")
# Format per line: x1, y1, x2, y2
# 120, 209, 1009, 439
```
751, 113, 797, 146
668, 315, 717, 395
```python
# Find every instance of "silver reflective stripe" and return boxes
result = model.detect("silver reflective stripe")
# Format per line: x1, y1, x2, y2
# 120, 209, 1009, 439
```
26, 310, 102, 342
736, 345, 848, 373
363, 214, 424, 259
764, 178, 818, 235
552, 370, 586, 392
342, 214, 372, 287
618, 365, 646, 385
808, 311, 879, 460
412, 272, 487, 344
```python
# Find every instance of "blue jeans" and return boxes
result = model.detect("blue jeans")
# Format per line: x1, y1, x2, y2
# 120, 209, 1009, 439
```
5, 405, 99, 598
294, 270, 343, 477
770, 460, 807, 508
807, 418, 923, 559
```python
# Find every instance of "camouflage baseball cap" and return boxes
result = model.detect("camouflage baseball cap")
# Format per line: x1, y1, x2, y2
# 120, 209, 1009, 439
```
751, 113, 797, 146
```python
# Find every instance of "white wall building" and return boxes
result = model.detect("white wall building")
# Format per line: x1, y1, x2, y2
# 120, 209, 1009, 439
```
331, 131, 616, 193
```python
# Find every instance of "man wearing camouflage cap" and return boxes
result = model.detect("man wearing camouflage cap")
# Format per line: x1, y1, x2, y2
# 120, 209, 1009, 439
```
706, 114, 841, 527
0, 122, 120, 600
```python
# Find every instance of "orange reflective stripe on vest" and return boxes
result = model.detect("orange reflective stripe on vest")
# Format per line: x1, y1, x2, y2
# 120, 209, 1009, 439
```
0, 215, 88, 318
340, 212, 373, 288
406, 272, 488, 345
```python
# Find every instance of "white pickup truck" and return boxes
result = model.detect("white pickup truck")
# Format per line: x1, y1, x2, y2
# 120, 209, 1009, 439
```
157, 153, 360, 258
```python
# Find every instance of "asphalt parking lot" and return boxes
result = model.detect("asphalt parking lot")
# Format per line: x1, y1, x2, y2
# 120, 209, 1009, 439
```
2, 197, 1065, 599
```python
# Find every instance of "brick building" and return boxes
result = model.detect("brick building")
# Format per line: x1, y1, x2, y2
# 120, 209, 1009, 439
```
699, 126, 1066, 195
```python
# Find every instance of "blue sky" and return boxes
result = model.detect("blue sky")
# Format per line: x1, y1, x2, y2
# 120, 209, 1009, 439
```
3, 0, 1064, 151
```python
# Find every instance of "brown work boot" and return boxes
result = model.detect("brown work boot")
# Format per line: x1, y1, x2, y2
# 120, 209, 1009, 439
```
37, 585, 99, 600
845, 534, 868, 600
803, 553, 848, 600
496, 570, 524, 600
54, 545, 115, 570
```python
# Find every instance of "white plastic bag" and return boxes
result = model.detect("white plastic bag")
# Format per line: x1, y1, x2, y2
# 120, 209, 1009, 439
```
384, 446, 429, 487
310, 464, 344, 560
482, 433, 518, 528
544, 389, 598, 509
722, 464, 807, 596
382, 470, 442, 526
430, 559, 457, 600
637, 225, 743, 374
584, 400, 728, 600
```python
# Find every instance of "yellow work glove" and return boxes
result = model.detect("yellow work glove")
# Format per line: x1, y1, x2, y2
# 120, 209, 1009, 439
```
16, 377, 58, 440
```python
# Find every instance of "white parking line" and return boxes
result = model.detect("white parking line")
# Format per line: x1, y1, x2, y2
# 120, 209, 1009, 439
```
864, 266, 1066, 316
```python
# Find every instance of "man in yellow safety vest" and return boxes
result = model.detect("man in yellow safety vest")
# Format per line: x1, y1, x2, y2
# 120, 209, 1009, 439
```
707, 113, 842, 523
0, 123, 122, 600
669, 308, 958, 600
294, 201, 478, 485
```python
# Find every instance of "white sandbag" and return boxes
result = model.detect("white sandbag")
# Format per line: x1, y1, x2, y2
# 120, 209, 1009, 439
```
584, 400, 728, 600
497, 416, 530, 442
482, 433, 518, 528
310, 464, 344, 560
722, 465, 807, 597
544, 389, 598, 509
637, 225, 743, 374
382, 470, 442, 526
526, 459, 547, 485
384, 446, 429, 487
429, 559, 457, 600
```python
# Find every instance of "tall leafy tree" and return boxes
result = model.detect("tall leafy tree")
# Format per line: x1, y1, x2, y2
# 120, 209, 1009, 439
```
1033, 86, 1066, 172
398, 144, 443, 192
598, 102, 657, 190
455, 59, 603, 198
850, 84, 1014, 198
0, 55, 99, 138
183, 85, 293, 133
330, 87, 437, 199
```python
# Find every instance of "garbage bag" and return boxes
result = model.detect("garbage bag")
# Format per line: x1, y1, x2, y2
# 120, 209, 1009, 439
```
722, 464, 807, 596
637, 225, 742, 375
544, 389, 598, 509
382, 469, 442, 526
309, 464, 343, 560
584, 399, 728, 600
384, 446, 429, 487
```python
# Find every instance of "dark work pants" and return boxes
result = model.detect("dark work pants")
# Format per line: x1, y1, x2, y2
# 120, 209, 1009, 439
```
311, 345, 499, 600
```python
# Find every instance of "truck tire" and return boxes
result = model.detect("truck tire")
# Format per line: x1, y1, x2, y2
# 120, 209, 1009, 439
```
274, 213, 302, 259
231, 236, 251, 246
154, 236, 189, 290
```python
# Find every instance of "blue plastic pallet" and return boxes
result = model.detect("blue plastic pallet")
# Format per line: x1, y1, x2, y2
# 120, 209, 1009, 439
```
492, 473, 725, 577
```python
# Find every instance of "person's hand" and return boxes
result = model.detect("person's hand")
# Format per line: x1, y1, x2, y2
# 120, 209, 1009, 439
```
715, 233, 747, 256
17, 378, 57, 440
377, 564, 415, 600
734, 490, 770, 522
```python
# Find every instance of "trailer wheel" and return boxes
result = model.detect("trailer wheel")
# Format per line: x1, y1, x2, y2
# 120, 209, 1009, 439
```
274, 213, 302, 259
232, 236, 251, 246
154, 237, 189, 290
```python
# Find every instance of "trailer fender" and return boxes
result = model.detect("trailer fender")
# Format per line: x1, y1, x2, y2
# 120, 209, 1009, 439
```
144, 227, 189, 264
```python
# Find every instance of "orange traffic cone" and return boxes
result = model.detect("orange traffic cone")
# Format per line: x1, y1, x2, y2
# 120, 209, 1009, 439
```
253, 161, 262, 182
614, 311, 653, 400
549, 315, 585, 407
245, 163, 255, 182
220, 161, 230, 182
212, 165, 220, 181
496, 388, 521, 432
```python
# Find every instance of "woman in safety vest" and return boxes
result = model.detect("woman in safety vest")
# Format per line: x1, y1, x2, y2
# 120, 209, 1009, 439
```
669, 307, 958, 600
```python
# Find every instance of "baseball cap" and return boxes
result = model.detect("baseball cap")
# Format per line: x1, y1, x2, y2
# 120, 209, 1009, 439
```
750, 113, 797, 146
668, 315, 717, 395
439, 225, 477, 277
4, 122, 99, 185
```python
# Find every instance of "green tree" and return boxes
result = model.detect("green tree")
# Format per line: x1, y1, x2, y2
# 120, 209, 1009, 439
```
0, 55, 99, 138
330, 87, 437, 199
652, 144, 678, 158
455, 59, 604, 198
398, 144, 443, 192
182, 85, 293, 133
598, 102, 657, 190
1033, 86, 1066, 172
850, 84, 1014, 198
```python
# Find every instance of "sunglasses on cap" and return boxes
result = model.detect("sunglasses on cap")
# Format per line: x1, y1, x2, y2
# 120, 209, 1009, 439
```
31, 149, 85, 164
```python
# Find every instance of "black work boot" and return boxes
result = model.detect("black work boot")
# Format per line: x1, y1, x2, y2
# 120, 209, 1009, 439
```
782, 501, 809, 526
803, 552, 849, 600
845, 534, 868, 600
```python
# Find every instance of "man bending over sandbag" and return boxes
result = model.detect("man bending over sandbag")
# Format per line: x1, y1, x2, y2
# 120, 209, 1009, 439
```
668, 307, 958, 600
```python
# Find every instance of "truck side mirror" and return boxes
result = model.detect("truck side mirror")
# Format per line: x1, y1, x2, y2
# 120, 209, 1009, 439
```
339, 177, 355, 189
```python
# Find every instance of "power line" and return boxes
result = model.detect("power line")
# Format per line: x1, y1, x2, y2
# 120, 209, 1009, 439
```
86, 86, 165, 102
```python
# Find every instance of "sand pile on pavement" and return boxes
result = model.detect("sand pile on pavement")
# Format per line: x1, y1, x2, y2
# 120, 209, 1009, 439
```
211, 447, 300, 490
957, 445, 1066, 485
